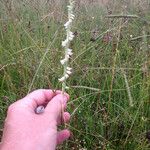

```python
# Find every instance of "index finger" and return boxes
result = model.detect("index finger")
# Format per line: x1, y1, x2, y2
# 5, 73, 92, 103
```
21, 89, 57, 110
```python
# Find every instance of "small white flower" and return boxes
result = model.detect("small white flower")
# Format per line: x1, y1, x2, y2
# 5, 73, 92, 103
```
67, 5, 72, 10
68, 51, 73, 56
66, 70, 72, 75
59, 74, 69, 82
67, 67, 72, 71
59, 76, 66, 82
62, 39, 69, 47
60, 58, 68, 65
64, 74, 69, 79
64, 20, 72, 28
70, 31, 74, 36
68, 48, 72, 52
69, 14, 75, 20
67, 48, 73, 56
66, 54, 70, 59
68, 31, 74, 41
65, 86, 69, 89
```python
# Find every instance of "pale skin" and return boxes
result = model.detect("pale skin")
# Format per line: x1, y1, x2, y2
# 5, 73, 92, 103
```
0, 89, 71, 150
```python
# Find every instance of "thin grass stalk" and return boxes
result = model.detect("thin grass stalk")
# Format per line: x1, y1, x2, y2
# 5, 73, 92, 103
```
108, 18, 122, 108
122, 70, 134, 107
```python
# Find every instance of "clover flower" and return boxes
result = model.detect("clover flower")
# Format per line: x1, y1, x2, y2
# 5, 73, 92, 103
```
59, 0, 75, 93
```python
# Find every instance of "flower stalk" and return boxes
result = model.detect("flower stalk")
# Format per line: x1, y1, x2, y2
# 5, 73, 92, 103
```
59, 0, 75, 93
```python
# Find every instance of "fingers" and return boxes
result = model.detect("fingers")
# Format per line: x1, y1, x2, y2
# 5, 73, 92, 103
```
63, 112, 71, 123
57, 129, 70, 144
57, 112, 71, 125
20, 89, 69, 110
44, 94, 69, 122
21, 89, 56, 109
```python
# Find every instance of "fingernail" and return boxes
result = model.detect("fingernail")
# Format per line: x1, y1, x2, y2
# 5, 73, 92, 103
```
35, 106, 45, 114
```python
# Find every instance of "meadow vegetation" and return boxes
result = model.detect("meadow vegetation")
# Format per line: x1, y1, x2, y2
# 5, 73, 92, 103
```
0, 0, 150, 149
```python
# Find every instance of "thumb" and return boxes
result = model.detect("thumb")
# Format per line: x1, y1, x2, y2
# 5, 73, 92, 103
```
57, 129, 71, 144
44, 94, 69, 122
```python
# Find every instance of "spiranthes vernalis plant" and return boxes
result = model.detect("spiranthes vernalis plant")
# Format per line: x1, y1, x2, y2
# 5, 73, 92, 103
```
59, 0, 75, 93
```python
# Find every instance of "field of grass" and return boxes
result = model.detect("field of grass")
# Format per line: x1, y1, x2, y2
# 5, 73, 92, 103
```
0, 0, 150, 149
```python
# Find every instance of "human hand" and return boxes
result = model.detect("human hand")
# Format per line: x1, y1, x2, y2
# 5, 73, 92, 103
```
0, 89, 70, 150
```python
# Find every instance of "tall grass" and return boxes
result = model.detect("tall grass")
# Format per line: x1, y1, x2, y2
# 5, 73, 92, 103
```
0, 0, 150, 149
